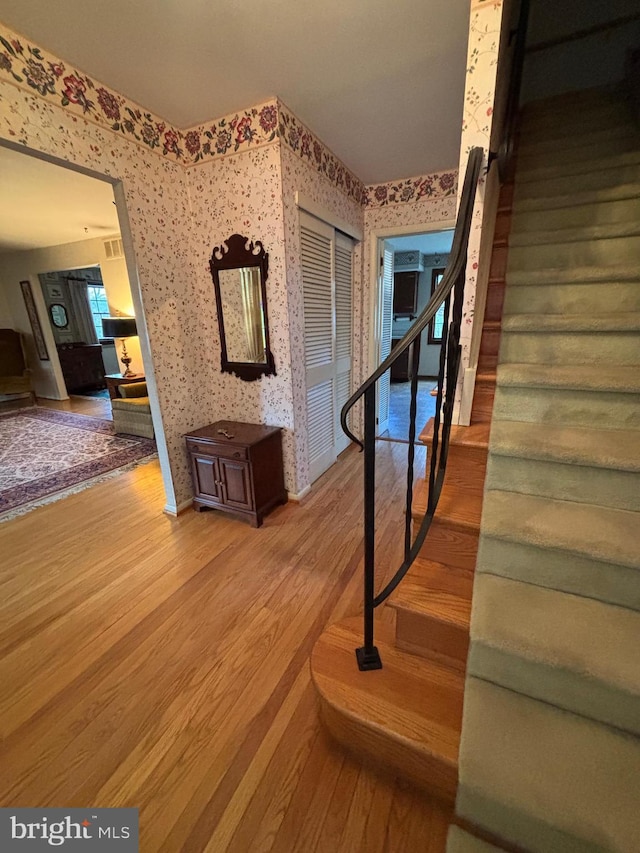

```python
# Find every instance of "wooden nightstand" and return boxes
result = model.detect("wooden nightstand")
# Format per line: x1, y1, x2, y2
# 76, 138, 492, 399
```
185, 420, 287, 527
105, 373, 145, 400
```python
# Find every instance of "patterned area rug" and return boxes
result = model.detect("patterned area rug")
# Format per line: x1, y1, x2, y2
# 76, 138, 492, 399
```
0, 407, 157, 522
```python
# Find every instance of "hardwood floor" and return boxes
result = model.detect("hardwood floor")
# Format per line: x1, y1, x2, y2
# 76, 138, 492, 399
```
37, 393, 113, 419
0, 441, 451, 852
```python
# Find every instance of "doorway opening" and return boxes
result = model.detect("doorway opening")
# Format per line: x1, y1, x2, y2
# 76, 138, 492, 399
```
374, 227, 455, 443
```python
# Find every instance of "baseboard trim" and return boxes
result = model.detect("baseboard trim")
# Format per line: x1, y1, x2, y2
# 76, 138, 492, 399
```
288, 485, 311, 502
163, 498, 193, 516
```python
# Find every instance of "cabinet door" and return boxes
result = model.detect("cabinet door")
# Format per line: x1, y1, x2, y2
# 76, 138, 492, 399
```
219, 458, 253, 510
191, 455, 222, 503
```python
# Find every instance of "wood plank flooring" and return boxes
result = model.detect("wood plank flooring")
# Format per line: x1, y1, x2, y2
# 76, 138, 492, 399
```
0, 440, 451, 852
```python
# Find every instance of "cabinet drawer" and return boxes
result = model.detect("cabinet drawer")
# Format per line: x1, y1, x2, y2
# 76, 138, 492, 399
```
186, 439, 247, 461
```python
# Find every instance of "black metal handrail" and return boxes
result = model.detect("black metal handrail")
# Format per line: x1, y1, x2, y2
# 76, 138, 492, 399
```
340, 146, 483, 670
489, 0, 530, 182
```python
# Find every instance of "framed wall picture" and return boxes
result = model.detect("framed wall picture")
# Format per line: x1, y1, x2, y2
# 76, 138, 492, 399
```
20, 280, 49, 361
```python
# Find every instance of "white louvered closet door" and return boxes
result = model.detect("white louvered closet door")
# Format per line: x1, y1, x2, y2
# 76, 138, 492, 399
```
334, 233, 353, 454
301, 212, 354, 483
377, 244, 394, 435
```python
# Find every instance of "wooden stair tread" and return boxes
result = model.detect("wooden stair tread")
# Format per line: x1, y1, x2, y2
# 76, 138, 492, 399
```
419, 419, 490, 449
389, 558, 473, 629
413, 478, 483, 531
311, 617, 464, 801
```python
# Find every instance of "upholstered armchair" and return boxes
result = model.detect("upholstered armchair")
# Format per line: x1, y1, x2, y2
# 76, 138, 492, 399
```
111, 381, 154, 439
0, 329, 34, 405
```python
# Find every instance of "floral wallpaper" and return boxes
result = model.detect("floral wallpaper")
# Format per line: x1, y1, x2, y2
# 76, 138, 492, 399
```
183, 100, 279, 164
0, 29, 185, 160
184, 145, 302, 493
456, 0, 505, 415
364, 169, 458, 207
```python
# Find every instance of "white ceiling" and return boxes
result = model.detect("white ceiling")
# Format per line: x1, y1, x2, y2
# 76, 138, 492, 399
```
388, 229, 454, 255
0, 147, 120, 251
0, 0, 469, 184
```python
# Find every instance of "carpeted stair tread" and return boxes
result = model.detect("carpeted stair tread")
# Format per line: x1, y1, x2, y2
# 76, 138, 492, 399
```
419, 419, 490, 449
311, 616, 464, 802
513, 182, 640, 212
482, 490, 640, 570
477, 536, 640, 613
502, 312, 640, 332
468, 574, 640, 735
447, 825, 507, 853
507, 262, 640, 286
508, 235, 640, 271
509, 220, 640, 247
503, 280, 640, 316
413, 478, 483, 531
517, 123, 639, 156
497, 363, 640, 393
512, 196, 640, 233
389, 558, 472, 628
458, 679, 640, 853
490, 421, 640, 472
514, 163, 640, 201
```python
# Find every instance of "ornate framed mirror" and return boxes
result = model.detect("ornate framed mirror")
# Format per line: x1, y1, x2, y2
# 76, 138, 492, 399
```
209, 234, 276, 381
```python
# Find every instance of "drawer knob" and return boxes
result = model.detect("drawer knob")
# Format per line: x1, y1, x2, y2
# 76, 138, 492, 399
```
233, 452, 240, 458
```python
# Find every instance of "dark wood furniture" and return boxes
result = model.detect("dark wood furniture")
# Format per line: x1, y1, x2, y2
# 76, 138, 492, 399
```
105, 373, 146, 400
185, 420, 287, 527
56, 343, 105, 393
393, 271, 419, 318
390, 338, 410, 382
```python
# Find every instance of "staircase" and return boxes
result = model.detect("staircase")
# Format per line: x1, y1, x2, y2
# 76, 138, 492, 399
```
455, 86, 640, 852
310, 187, 506, 808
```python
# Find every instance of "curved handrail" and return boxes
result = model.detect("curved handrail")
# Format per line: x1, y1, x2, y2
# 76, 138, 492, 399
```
341, 146, 484, 449
344, 146, 484, 671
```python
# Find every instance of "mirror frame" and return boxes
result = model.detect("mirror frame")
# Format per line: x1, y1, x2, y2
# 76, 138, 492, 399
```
49, 303, 69, 329
209, 233, 276, 381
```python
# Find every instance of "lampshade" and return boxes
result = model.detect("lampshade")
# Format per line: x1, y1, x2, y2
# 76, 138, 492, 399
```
102, 317, 137, 338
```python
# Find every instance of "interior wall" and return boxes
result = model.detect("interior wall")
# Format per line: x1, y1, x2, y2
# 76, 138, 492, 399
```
1, 76, 205, 512
280, 143, 364, 494
184, 143, 303, 493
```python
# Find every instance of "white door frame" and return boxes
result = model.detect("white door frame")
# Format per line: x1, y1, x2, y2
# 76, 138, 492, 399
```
367, 217, 456, 424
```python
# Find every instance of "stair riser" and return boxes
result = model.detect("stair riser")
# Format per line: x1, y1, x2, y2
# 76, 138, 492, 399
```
471, 382, 495, 424
519, 114, 634, 144
499, 330, 640, 366
503, 282, 640, 316
517, 136, 638, 169
515, 163, 640, 200
512, 197, 640, 233
476, 538, 640, 612
493, 386, 640, 431
396, 609, 469, 671
517, 126, 638, 157
517, 150, 640, 186
320, 702, 458, 803
486, 456, 640, 512
522, 96, 629, 124
422, 522, 479, 571
508, 235, 640, 271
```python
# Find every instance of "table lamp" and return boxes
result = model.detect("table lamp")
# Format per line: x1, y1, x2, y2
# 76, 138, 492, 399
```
102, 316, 138, 377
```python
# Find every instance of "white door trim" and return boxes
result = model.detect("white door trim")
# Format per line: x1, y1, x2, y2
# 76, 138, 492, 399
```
367, 218, 456, 380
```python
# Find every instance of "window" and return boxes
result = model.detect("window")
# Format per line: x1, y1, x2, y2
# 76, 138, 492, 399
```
87, 282, 110, 338
428, 268, 446, 344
